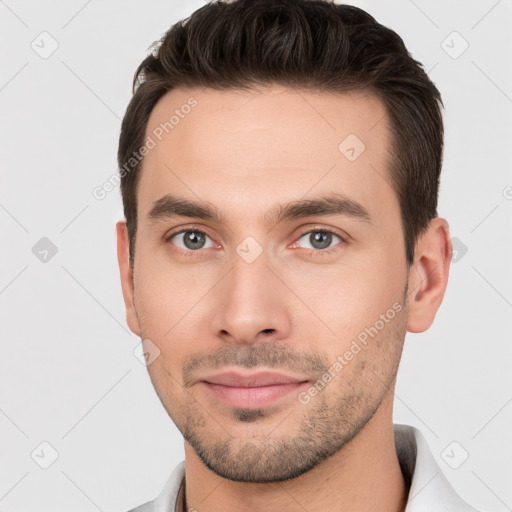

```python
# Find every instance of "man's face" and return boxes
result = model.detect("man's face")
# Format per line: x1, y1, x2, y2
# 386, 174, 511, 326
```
126, 86, 411, 482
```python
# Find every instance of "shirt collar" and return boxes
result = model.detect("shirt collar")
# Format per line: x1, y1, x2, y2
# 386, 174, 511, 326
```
394, 424, 479, 511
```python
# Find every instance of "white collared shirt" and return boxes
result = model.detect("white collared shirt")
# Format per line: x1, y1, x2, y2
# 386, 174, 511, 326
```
127, 424, 481, 512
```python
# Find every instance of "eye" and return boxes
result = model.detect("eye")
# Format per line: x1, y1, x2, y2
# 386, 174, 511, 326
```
296, 230, 343, 251
168, 230, 215, 251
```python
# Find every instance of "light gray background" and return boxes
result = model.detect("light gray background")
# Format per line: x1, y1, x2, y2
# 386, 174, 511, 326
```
1, 1, 511, 511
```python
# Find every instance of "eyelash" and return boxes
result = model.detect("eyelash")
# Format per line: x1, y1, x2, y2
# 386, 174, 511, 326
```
164, 225, 347, 257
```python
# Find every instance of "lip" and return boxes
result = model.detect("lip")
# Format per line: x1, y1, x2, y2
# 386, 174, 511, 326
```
202, 370, 307, 387
200, 370, 309, 409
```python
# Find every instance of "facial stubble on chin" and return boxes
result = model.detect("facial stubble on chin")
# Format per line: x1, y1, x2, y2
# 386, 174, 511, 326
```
182, 384, 381, 483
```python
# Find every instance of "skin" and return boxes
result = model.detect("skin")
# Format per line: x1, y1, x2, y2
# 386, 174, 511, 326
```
117, 85, 452, 512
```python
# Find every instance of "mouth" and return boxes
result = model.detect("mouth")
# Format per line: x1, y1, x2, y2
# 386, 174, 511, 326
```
200, 370, 310, 409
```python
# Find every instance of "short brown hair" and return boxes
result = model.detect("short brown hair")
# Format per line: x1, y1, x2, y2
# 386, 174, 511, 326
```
118, 0, 444, 266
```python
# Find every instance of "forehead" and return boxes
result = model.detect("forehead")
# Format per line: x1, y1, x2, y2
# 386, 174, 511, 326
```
138, 85, 395, 222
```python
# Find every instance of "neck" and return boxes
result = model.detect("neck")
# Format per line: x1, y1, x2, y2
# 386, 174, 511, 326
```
182, 390, 408, 512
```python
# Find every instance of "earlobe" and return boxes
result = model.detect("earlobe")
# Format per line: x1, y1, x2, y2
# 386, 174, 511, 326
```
116, 221, 141, 336
406, 218, 452, 333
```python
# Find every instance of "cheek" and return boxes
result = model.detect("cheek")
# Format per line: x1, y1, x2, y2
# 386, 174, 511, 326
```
280, 245, 406, 350
134, 247, 215, 336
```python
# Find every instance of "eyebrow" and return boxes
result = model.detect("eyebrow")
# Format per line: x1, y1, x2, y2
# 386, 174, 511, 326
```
264, 193, 372, 227
146, 193, 372, 227
147, 195, 223, 223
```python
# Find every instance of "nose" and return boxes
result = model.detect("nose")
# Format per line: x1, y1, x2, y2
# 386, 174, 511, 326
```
209, 251, 293, 346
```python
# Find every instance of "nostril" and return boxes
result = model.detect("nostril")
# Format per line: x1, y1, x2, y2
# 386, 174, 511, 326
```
261, 329, 275, 334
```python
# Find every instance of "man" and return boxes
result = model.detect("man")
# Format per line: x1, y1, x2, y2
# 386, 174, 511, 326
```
116, 1, 480, 511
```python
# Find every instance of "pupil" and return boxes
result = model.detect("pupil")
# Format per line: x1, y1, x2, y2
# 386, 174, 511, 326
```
310, 231, 332, 250
184, 231, 205, 250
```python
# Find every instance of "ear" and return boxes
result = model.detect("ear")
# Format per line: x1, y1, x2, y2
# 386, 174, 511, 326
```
406, 218, 452, 333
116, 220, 141, 336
